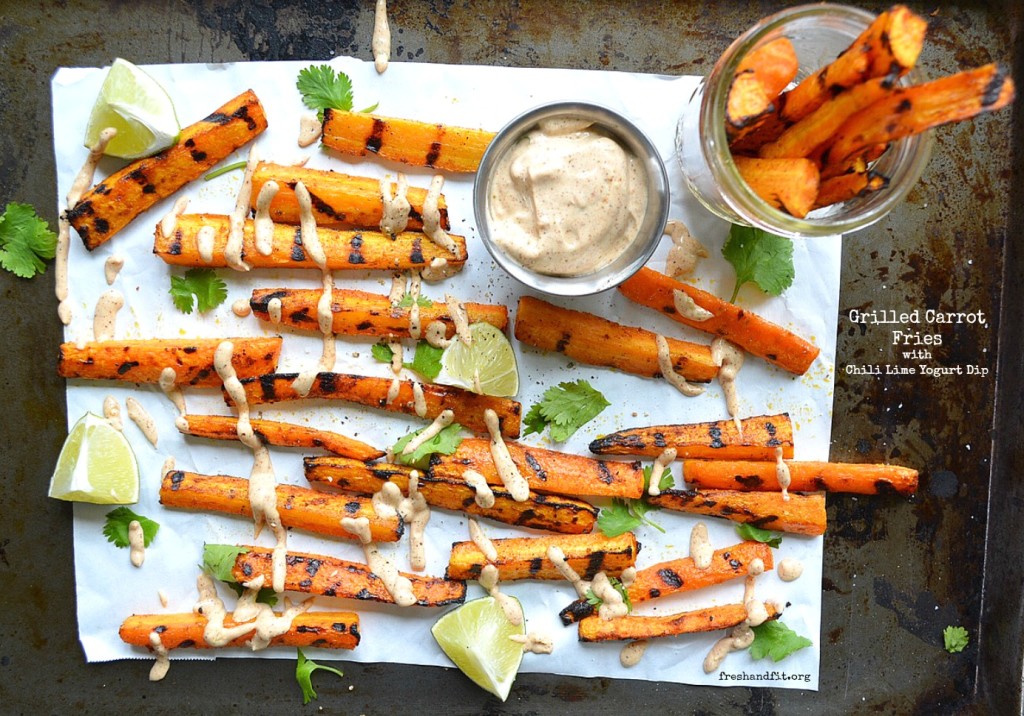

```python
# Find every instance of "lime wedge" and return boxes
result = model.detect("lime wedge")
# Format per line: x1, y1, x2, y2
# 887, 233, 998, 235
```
431, 596, 525, 701
441, 323, 519, 397
84, 58, 180, 159
48, 413, 140, 504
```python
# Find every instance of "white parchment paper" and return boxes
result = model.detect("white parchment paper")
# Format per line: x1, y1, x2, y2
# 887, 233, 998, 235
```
52, 57, 838, 690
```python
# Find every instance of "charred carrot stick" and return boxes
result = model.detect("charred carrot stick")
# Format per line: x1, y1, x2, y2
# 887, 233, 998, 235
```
589, 414, 794, 460
617, 267, 819, 375
446, 532, 639, 582
67, 89, 268, 250
304, 456, 599, 534
726, 38, 799, 135
577, 602, 780, 642
250, 163, 449, 231
120, 611, 359, 650
732, 156, 819, 218
159, 470, 403, 543
248, 287, 508, 339
560, 540, 774, 624
427, 437, 644, 500
232, 546, 466, 606
648, 488, 826, 536
225, 373, 521, 439
514, 295, 718, 384
683, 459, 919, 496
321, 108, 495, 172
57, 337, 282, 387
813, 168, 889, 209
178, 414, 385, 461
819, 63, 1016, 169
154, 214, 467, 272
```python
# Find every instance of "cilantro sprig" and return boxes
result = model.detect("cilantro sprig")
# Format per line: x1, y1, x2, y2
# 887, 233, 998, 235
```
596, 464, 675, 537
295, 648, 344, 704
169, 268, 228, 314
943, 625, 969, 653
523, 380, 610, 442
296, 65, 354, 122
0, 202, 57, 279
722, 224, 794, 303
749, 620, 813, 662
391, 422, 464, 469
201, 544, 277, 606
585, 576, 632, 613
397, 292, 433, 308
735, 523, 783, 549
103, 507, 159, 548
372, 340, 444, 381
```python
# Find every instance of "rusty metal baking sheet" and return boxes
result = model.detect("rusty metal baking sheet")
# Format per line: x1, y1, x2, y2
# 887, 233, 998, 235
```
0, 1, 1020, 713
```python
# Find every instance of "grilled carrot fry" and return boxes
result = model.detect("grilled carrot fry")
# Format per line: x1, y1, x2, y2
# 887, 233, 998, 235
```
446, 532, 639, 582
683, 459, 919, 495
819, 63, 1016, 169
514, 295, 718, 384
813, 167, 889, 209
648, 488, 826, 536
67, 89, 268, 249
249, 287, 508, 339
577, 602, 780, 642
120, 611, 359, 650
57, 337, 282, 387
428, 437, 644, 500
226, 373, 521, 439
732, 156, 819, 218
304, 457, 599, 534
321, 108, 495, 172
159, 470, 403, 543
250, 163, 449, 231
589, 414, 794, 460
232, 546, 465, 606
178, 414, 384, 461
726, 38, 799, 134
617, 267, 819, 375
560, 540, 774, 624
154, 214, 467, 272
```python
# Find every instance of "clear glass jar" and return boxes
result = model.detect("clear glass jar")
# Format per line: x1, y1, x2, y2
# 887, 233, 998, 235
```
676, 3, 934, 238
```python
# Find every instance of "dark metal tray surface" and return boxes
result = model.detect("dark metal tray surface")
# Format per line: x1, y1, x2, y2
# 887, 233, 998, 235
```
0, 1, 1020, 713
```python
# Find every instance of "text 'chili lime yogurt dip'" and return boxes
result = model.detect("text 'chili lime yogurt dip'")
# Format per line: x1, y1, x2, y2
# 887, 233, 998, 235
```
486, 117, 648, 277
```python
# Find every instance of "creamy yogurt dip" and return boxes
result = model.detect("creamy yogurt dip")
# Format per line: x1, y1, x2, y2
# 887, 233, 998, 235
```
487, 117, 647, 276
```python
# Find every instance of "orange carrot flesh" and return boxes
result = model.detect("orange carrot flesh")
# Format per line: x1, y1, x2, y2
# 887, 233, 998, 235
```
577, 602, 781, 642
732, 155, 819, 218
446, 532, 639, 582
727, 38, 799, 133
589, 414, 794, 460
158, 470, 403, 543
649, 488, 826, 536
683, 459, 919, 495
618, 267, 819, 375
119, 611, 359, 650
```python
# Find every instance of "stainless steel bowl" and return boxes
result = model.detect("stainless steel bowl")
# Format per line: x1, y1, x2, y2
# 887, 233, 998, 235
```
473, 101, 670, 296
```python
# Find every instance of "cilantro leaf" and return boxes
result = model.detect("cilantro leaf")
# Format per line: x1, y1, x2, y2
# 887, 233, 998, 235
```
397, 292, 433, 308
522, 380, 610, 442
201, 544, 277, 606
721, 224, 794, 303
370, 340, 443, 381
749, 620, 813, 662
0, 203, 57, 278
735, 523, 783, 549
584, 577, 632, 613
103, 507, 159, 548
391, 422, 464, 469
296, 64, 353, 122
943, 625, 969, 653
643, 464, 675, 493
596, 497, 665, 537
296, 647, 344, 704
169, 268, 227, 314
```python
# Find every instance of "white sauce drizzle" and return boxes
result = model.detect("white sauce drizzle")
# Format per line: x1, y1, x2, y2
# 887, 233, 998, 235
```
341, 516, 416, 606
591, 572, 629, 620
424, 320, 452, 349
196, 225, 217, 264
399, 471, 431, 571
158, 367, 189, 432
777, 557, 804, 582
388, 340, 404, 376
158, 589, 169, 608
126, 396, 159, 447
103, 395, 123, 431
673, 288, 714, 322
664, 219, 709, 278
775, 446, 792, 501
620, 639, 648, 667
231, 299, 253, 317
484, 408, 529, 502
711, 338, 745, 433
92, 289, 124, 342
389, 272, 408, 306
380, 174, 410, 238
463, 470, 495, 508
298, 114, 323, 148
407, 272, 423, 340
267, 297, 283, 324
148, 631, 170, 681
225, 145, 260, 271
655, 334, 705, 397
647, 447, 677, 497
468, 518, 499, 563
371, 481, 402, 519
402, 409, 454, 456
386, 376, 402, 406
546, 546, 589, 599
128, 519, 146, 567
741, 557, 769, 627
159, 195, 190, 240
510, 631, 554, 655
253, 180, 279, 256
58, 127, 116, 325
412, 382, 427, 418
479, 564, 524, 626
372, 0, 391, 74
704, 624, 756, 673
445, 293, 472, 346
103, 255, 124, 285
689, 522, 713, 570
161, 456, 176, 481
194, 572, 312, 650
422, 175, 457, 254
420, 257, 458, 283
